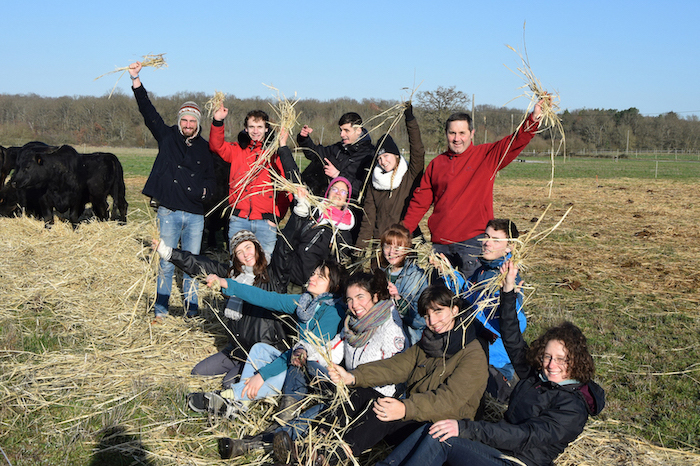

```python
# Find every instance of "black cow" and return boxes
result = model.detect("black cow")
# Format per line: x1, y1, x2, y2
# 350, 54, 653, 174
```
11, 143, 128, 225
0, 141, 54, 189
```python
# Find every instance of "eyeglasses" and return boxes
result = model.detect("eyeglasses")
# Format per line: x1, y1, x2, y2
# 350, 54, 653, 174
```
330, 186, 348, 196
541, 354, 568, 366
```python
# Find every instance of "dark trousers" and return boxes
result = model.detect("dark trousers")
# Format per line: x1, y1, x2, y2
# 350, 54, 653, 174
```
340, 387, 423, 456
377, 423, 517, 466
433, 233, 485, 279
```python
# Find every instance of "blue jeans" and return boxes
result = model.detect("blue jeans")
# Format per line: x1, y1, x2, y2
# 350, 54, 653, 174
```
433, 233, 484, 279
228, 216, 278, 260
229, 343, 286, 401
378, 424, 516, 466
156, 206, 204, 317
282, 360, 330, 402
277, 403, 325, 441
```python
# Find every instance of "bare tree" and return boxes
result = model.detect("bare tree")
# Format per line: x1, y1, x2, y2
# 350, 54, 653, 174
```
415, 86, 470, 153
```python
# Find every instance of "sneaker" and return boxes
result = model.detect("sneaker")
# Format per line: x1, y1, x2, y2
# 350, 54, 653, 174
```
206, 391, 239, 420
187, 392, 208, 413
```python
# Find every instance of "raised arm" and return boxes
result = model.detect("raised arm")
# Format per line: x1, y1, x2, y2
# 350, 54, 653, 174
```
499, 261, 531, 380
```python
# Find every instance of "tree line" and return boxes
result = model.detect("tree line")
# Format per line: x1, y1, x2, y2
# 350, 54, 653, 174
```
1, 86, 698, 155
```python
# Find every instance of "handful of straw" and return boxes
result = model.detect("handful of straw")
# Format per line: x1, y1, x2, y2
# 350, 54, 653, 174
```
203, 90, 226, 119
501, 23, 565, 197
94, 53, 168, 98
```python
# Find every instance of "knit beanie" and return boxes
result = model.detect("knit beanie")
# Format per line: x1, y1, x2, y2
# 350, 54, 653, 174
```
325, 176, 352, 200
177, 101, 202, 141
229, 229, 260, 254
376, 134, 400, 159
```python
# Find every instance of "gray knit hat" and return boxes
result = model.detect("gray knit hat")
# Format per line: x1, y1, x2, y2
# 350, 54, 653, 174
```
229, 230, 260, 253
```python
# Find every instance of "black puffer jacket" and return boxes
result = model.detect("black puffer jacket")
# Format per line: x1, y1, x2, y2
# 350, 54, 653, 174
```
457, 291, 605, 466
298, 129, 374, 198
169, 249, 295, 360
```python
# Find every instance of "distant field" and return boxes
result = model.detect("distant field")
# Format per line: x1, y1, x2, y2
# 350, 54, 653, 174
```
106, 146, 700, 182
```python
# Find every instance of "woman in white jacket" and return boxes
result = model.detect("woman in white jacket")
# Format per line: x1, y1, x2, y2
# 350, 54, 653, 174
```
217, 270, 407, 459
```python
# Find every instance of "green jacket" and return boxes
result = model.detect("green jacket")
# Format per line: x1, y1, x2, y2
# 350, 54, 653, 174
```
352, 324, 488, 423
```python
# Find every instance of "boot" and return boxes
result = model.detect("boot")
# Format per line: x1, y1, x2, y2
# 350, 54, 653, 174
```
272, 431, 296, 465
218, 435, 273, 459
275, 395, 304, 424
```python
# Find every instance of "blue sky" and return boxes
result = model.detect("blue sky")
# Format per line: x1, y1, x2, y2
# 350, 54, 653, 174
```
2, 1, 698, 117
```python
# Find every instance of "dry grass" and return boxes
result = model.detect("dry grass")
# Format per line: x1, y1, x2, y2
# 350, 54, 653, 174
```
203, 91, 226, 120
502, 25, 565, 197
95, 53, 168, 99
1, 178, 700, 464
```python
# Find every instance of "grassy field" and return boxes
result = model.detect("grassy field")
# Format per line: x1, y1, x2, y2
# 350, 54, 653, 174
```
1, 147, 699, 465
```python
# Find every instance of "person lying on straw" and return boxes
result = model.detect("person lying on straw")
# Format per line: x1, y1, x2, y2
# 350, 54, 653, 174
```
186, 260, 346, 420
153, 229, 292, 386
217, 270, 407, 460
305, 284, 490, 465
377, 261, 605, 466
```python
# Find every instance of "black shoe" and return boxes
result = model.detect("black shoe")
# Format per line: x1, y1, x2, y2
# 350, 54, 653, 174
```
187, 392, 207, 413
273, 431, 296, 465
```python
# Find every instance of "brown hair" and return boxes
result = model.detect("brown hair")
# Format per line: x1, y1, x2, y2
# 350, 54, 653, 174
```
527, 321, 596, 383
379, 223, 412, 268
229, 240, 270, 285
346, 269, 391, 302
486, 218, 520, 239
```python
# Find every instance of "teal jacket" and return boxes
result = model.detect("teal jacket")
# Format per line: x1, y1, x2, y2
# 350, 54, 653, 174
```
222, 280, 345, 380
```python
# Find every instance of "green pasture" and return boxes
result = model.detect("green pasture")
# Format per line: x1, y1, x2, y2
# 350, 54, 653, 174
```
110, 148, 700, 181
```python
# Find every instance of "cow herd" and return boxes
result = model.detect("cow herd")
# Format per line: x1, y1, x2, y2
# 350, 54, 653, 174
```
0, 141, 128, 226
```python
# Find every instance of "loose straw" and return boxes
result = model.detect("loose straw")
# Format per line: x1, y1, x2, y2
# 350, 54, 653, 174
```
94, 53, 168, 98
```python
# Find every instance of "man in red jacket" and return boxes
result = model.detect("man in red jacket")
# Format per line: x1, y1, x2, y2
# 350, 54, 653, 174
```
209, 105, 290, 258
402, 102, 543, 278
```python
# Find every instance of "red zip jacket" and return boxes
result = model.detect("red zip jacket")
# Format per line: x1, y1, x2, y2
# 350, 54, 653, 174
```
403, 113, 539, 243
209, 122, 289, 220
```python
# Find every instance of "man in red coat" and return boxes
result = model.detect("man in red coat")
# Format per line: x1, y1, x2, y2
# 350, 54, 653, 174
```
402, 102, 543, 278
209, 105, 290, 258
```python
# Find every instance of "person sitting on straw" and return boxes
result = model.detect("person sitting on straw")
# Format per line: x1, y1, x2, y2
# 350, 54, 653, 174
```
464, 218, 526, 403
186, 260, 347, 420
270, 164, 355, 294
402, 101, 544, 279
128, 61, 215, 320
379, 223, 429, 346
152, 229, 292, 387
285, 284, 489, 465
209, 103, 292, 257
297, 112, 375, 201
376, 261, 605, 466
216, 270, 407, 460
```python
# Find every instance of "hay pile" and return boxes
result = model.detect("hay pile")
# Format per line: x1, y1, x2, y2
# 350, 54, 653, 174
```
1, 199, 699, 464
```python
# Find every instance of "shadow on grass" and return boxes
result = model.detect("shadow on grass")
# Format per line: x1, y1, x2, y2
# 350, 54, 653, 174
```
89, 425, 154, 466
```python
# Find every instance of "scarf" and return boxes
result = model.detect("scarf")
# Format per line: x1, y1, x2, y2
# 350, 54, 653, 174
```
224, 266, 255, 321
371, 156, 408, 192
419, 315, 473, 359
296, 291, 334, 323
318, 205, 354, 231
344, 300, 394, 348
